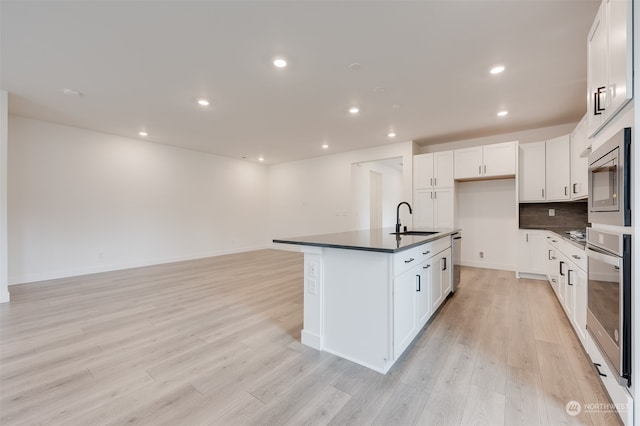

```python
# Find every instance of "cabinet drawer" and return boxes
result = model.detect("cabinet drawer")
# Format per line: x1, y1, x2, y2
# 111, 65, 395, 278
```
555, 239, 586, 272
586, 334, 633, 425
393, 246, 421, 277
414, 242, 434, 264
429, 235, 451, 256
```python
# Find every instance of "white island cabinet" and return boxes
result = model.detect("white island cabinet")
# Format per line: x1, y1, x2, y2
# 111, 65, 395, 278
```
274, 228, 456, 374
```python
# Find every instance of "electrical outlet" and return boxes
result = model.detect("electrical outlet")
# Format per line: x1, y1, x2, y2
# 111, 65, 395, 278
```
307, 278, 317, 295
479, 251, 484, 259
549, 208, 555, 217
308, 261, 317, 278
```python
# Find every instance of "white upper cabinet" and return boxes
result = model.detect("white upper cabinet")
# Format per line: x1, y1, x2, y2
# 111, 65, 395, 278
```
414, 151, 453, 189
454, 141, 516, 181
483, 142, 517, 177
519, 142, 546, 201
587, 0, 633, 137
570, 114, 588, 200
453, 147, 482, 180
519, 135, 571, 202
545, 135, 571, 201
433, 151, 454, 188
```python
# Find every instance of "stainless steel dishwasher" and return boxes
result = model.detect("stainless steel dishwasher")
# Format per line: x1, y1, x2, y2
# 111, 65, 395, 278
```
452, 231, 462, 292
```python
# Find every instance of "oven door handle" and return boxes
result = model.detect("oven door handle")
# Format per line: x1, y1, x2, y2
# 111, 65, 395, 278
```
586, 246, 621, 267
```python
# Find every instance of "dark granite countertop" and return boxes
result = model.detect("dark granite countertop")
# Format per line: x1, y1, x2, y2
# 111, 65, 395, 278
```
520, 226, 586, 250
273, 228, 459, 253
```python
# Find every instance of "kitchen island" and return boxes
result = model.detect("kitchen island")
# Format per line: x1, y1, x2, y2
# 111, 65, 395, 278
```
274, 228, 458, 373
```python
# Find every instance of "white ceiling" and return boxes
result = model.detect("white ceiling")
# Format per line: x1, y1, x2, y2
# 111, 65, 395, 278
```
1, 1, 599, 164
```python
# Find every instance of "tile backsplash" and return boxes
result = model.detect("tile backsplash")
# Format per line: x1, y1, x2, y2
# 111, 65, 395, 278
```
519, 201, 588, 230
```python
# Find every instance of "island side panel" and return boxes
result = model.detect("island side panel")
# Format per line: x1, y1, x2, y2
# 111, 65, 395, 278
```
322, 248, 392, 374
301, 246, 324, 349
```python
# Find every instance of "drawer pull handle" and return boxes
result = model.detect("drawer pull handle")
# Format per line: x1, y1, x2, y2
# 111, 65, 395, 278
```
572, 255, 581, 260
416, 275, 421, 292
423, 264, 431, 270
594, 363, 607, 377
422, 251, 430, 255
404, 258, 415, 264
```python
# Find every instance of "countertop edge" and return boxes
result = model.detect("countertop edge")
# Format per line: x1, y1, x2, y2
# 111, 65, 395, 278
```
273, 229, 459, 254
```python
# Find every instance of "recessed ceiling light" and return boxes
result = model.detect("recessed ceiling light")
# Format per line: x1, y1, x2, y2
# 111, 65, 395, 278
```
322, 143, 329, 149
490, 65, 505, 74
258, 157, 264, 162
349, 107, 360, 114
348, 63, 363, 71
497, 110, 509, 117
62, 88, 82, 96
373, 87, 386, 93
391, 104, 401, 109
388, 132, 396, 138
197, 98, 210, 107
138, 131, 148, 137
273, 58, 287, 69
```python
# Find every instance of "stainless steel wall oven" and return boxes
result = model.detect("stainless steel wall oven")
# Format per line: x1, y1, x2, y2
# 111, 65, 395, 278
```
586, 228, 631, 386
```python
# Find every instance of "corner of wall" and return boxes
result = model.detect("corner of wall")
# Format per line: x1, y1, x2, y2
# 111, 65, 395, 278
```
0, 90, 9, 303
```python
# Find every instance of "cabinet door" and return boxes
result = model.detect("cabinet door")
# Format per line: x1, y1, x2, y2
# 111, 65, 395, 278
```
454, 147, 482, 180
393, 269, 417, 357
433, 151, 454, 188
517, 230, 547, 275
572, 267, 588, 345
606, 0, 633, 123
545, 135, 571, 201
413, 189, 435, 228
416, 262, 431, 327
570, 116, 588, 199
430, 257, 443, 312
433, 188, 454, 229
440, 249, 452, 298
587, 1, 607, 136
414, 154, 434, 190
557, 255, 567, 306
564, 265, 575, 321
546, 240, 559, 295
483, 141, 516, 177
519, 142, 546, 201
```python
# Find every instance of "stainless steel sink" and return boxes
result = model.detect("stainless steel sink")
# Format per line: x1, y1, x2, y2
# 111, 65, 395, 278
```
390, 231, 437, 236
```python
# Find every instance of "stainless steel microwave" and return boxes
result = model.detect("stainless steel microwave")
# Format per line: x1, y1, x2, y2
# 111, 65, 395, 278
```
588, 127, 631, 227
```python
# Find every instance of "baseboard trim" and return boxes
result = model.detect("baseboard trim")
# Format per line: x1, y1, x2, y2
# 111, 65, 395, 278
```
460, 260, 515, 271
8, 244, 271, 285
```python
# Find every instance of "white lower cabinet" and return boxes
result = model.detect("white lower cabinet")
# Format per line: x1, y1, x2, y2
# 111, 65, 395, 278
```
544, 234, 587, 347
440, 248, 452, 297
569, 266, 587, 344
393, 268, 418, 357
417, 262, 432, 326
392, 242, 451, 359
516, 230, 548, 276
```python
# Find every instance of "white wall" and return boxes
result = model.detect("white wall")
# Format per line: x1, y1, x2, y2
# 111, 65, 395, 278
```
0, 91, 9, 301
456, 179, 518, 271
416, 122, 577, 153
8, 116, 270, 284
269, 141, 414, 241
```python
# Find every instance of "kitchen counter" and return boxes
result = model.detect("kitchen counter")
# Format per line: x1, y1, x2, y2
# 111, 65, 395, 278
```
520, 226, 586, 249
273, 228, 456, 373
273, 227, 458, 253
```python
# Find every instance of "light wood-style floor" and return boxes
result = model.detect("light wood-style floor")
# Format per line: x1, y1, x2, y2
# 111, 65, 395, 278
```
1, 249, 621, 426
